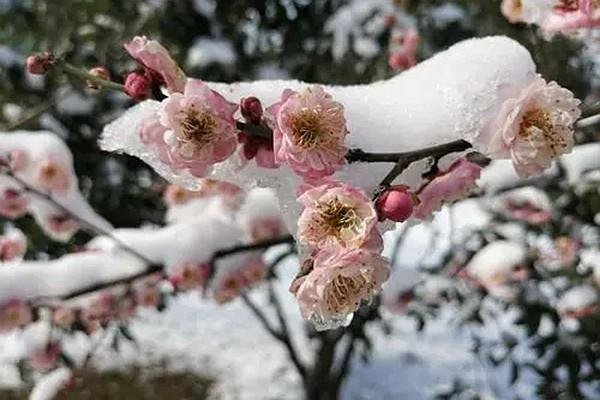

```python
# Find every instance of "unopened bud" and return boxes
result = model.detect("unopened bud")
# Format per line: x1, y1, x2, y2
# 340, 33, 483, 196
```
87, 66, 111, 89
26, 52, 55, 75
240, 96, 263, 125
376, 185, 415, 222
124, 71, 152, 100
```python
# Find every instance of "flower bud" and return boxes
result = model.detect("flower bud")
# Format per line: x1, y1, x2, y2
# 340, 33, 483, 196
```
26, 52, 55, 75
240, 96, 263, 125
87, 66, 111, 89
376, 185, 414, 222
124, 71, 152, 100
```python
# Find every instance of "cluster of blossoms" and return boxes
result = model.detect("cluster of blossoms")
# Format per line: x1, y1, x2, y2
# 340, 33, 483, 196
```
501, 0, 600, 35
290, 181, 390, 330
0, 132, 114, 242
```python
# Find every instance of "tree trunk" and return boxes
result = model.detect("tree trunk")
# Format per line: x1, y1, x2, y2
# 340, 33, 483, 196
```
303, 332, 345, 400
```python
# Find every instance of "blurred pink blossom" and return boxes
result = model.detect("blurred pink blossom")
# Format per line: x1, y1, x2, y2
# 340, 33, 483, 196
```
37, 161, 71, 194
0, 299, 32, 332
388, 28, 420, 72
0, 228, 26, 262
542, 0, 600, 34
53, 308, 76, 329
0, 188, 27, 219
28, 342, 61, 372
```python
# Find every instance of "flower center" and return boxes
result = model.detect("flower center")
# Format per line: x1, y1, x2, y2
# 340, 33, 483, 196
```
518, 108, 567, 156
325, 274, 367, 313
291, 108, 328, 150
179, 109, 217, 146
316, 197, 362, 240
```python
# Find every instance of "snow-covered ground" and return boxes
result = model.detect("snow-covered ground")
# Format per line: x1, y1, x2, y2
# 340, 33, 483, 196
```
0, 203, 534, 400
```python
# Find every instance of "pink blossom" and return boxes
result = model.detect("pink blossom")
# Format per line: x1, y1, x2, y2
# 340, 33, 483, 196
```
240, 96, 264, 125
80, 292, 115, 332
240, 258, 268, 286
8, 149, 28, 172
0, 299, 32, 332
124, 36, 186, 93
163, 184, 198, 206
0, 229, 27, 262
249, 216, 285, 243
26, 52, 55, 75
134, 282, 162, 308
298, 181, 378, 250
483, 76, 580, 177
157, 79, 238, 177
0, 188, 27, 219
388, 28, 420, 72
504, 198, 552, 225
43, 214, 79, 241
292, 249, 390, 330
28, 342, 61, 371
270, 86, 348, 179
53, 308, 76, 329
413, 159, 482, 220
169, 261, 211, 291
164, 180, 243, 209
213, 271, 245, 304
501, 0, 525, 23
37, 161, 71, 194
542, 0, 600, 34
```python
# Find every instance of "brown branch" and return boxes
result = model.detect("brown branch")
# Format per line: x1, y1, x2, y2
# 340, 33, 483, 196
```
58, 61, 125, 92
267, 278, 307, 379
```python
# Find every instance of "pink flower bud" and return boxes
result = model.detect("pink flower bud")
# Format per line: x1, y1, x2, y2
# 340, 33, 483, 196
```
26, 52, 55, 75
124, 71, 152, 100
376, 186, 414, 222
87, 66, 111, 89
240, 96, 263, 124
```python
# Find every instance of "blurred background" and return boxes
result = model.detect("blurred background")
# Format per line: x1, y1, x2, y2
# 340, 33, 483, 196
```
1, 0, 599, 399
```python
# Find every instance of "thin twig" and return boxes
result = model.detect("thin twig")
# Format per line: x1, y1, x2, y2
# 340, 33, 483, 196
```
58, 61, 125, 92
0, 102, 54, 132
81, 327, 113, 369
240, 292, 283, 340
267, 278, 307, 379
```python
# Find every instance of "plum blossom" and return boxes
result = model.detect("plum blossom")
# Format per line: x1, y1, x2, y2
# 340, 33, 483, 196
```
298, 181, 378, 250
0, 187, 28, 219
0, 228, 27, 262
248, 217, 285, 243
542, 0, 600, 34
80, 292, 116, 332
0, 299, 32, 332
240, 257, 268, 286
291, 249, 390, 330
501, 187, 553, 225
124, 36, 187, 93
388, 28, 420, 72
52, 308, 76, 329
270, 86, 348, 179
482, 75, 580, 177
152, 79, 238, 177
28, 342, 61, 371
169, 261, 211, 291
41, 214, 80, 242
413, 159, 482, 220
37, 160, 71, 194
375, 185, 415, 222
213, 271, 246, 304
133, 276, 163, 308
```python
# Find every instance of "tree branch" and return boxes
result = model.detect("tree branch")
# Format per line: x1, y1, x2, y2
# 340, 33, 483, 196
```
267, 278, 307, 379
